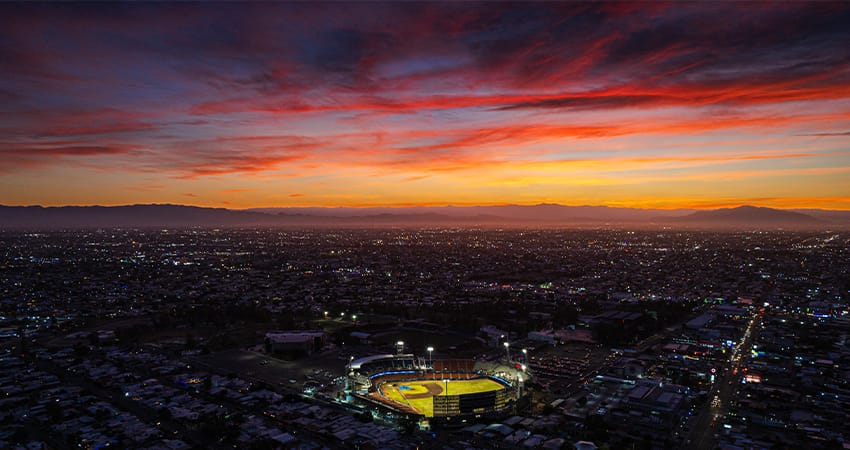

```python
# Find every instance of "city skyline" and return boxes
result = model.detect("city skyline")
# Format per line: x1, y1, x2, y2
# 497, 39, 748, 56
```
2, 2, 850, 210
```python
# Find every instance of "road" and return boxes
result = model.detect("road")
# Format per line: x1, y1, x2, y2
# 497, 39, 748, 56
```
684, 312, 762, 450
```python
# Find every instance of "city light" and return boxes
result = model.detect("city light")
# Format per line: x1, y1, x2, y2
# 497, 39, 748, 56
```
3, 191, 844, 448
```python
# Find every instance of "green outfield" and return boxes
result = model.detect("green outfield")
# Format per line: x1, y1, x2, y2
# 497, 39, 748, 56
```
380, 377, 505, 417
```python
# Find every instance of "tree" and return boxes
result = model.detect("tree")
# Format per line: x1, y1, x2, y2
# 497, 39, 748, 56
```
185, 333, 197, 349
73, 342, 89, 358
158, 407, 172, 422
47, 401, 64, 421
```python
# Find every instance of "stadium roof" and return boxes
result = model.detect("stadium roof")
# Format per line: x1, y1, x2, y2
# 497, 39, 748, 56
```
265, 331, 325, 343
349, 354, 398, 370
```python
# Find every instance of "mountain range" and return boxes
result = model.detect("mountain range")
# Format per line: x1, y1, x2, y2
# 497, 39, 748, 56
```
1, 204, 848, 229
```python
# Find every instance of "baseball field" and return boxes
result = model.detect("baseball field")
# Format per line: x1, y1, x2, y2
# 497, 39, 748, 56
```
380, 377, 505, 417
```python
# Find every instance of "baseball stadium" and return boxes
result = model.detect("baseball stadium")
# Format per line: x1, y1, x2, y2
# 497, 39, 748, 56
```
344, 349, 527, 426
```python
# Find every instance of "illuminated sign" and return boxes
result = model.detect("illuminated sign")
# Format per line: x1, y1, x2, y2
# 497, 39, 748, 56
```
744, 374, 761, 383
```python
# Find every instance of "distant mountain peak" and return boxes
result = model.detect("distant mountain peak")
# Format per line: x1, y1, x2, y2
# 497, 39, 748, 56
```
0, 203, 844, 229
660, 205, 821, 227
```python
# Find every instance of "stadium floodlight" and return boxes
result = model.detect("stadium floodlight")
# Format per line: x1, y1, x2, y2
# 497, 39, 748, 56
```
427, 346, 434, 370
517, 375, 523, 398
503, 341, 510, 361
443, 379, 450, 416
352, 314, 357, 323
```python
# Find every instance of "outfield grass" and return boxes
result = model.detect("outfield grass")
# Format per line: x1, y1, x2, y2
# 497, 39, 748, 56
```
380, 378, 505, 417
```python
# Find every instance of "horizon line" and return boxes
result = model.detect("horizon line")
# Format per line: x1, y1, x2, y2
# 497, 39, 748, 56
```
3, 202, 850, 212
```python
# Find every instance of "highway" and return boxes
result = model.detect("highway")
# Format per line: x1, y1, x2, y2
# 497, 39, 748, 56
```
684, 312, 762, 450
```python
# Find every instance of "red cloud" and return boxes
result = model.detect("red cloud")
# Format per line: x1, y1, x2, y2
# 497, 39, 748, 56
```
2, 2, 849, 209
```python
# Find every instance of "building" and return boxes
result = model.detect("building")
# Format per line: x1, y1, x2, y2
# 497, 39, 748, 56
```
264, 331, 326, 356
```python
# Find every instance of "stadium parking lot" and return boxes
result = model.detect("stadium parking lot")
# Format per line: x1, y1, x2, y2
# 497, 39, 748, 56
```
192, 348, 346, 389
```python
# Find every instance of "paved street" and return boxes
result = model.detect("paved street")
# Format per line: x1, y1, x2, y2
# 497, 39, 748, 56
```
685, 313, 762, 450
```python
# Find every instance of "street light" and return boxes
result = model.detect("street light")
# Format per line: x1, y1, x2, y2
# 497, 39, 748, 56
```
522, 348, 528, 365
427, 346, 434, 372
503, 341, 510, 362
442, 379, 449, 417
352, 314, 357, 324
323, 311, 328, 319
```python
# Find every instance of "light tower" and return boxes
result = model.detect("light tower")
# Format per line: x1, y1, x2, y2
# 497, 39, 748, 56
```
396, 340, 405, 355
346, 355, 354, 394
522, 348, 528, 365
427, 346, 434, 371
517, 374, 523, 399
442, 379, 450, 416
504, 341, 510, 362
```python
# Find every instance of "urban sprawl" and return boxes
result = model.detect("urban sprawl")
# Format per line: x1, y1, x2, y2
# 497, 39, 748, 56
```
1, 229, 848, 450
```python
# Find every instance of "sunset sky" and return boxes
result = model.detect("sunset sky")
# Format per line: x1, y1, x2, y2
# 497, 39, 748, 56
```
2, 2, 850, 210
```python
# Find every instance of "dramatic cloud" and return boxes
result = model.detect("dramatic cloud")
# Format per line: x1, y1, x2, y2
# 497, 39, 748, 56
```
1, 2, 849, 208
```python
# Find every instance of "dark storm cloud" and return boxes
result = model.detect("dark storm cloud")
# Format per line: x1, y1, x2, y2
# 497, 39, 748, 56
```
496, 95, 675, 111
